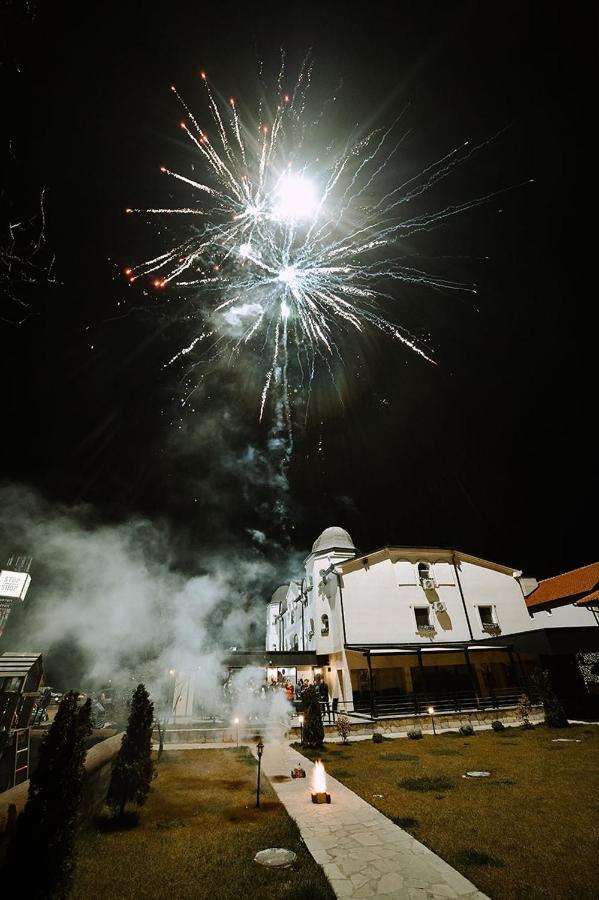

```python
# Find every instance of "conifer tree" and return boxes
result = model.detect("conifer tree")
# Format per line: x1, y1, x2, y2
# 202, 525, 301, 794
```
1, 691, 92, 898
302, 685, 324, 748
533, 668, 569, 728
107, 684, 155, 817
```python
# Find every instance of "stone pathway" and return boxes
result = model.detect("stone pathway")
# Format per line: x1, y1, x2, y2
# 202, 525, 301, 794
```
253, 740, 488, 900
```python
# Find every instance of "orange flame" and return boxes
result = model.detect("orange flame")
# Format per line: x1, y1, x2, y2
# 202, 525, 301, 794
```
312, 760, 327, 793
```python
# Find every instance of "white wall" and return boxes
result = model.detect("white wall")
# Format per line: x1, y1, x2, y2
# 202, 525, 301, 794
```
341, 556, 472, 645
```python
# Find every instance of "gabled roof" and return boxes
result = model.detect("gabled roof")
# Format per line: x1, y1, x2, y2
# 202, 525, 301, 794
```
337, 546, 518, 577
526, 562, 599, 609
575, 589, 599, 607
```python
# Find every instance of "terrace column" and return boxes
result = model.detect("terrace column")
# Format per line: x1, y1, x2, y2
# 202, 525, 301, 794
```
366, 651, 376, 721
417, 648, 429, 713
507, 646, 523, 691
463, 648, 480, 707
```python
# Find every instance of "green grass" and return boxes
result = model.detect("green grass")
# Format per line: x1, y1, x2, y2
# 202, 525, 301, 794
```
299, 724, 599, 900
390, 815, 419, 829
379, 752, 418, 761
399, 775, 454, 792
455, 848, 504, 868
71, 749, 334, 900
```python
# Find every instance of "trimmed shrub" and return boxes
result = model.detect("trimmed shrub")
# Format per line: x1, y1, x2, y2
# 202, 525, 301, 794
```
407, 727, 423, 740
459, 724, 474, 736
107, 684, 155, 817
532, 669, 569, 728
372, 731, 383, 743
491, 720, 505, 731
1, 692, 92, 898
302, 685, 324, 748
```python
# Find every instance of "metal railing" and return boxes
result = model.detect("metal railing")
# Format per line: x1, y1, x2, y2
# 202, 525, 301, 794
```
352, 685, 541, 719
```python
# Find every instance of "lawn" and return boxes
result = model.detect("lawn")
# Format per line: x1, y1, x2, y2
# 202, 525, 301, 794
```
71, 748, 334, 900
297, 724, 599, 900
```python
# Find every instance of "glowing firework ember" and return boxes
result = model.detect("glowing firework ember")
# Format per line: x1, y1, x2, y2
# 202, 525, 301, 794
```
125, 57, 511, 421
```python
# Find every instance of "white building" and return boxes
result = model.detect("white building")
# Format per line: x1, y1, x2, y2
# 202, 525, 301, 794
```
265, 526, 599, 718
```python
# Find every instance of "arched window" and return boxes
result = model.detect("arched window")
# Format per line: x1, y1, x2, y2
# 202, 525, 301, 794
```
308, 618, 315, 639
418, 562, 435, 587
321, 614, 329, 636
293, 634, 299, 650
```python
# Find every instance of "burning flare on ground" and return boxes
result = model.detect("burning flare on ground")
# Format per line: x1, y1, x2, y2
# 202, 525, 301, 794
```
311, 759, 331, 803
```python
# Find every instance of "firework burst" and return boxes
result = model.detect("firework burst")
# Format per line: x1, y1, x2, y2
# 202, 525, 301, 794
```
125, 57, 512, 423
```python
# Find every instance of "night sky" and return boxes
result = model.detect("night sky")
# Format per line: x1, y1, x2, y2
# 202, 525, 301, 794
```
1, 1, 596, 581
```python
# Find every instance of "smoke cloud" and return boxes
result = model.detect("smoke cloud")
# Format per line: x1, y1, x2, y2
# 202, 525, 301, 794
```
0, 482, 299, 722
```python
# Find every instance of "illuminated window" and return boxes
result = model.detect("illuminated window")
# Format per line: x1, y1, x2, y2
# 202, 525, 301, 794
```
417, 562, 435, 588
321, 614, 329, 636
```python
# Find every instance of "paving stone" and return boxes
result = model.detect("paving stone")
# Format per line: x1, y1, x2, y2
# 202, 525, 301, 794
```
430, 884, 459, 898
376, 871, 406, 894
338, 857, 367, 876
330, 878, 356, 897
354, 831, 382, 846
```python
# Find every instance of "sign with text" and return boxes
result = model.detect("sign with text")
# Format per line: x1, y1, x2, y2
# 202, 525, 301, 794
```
0, 570, 31, 600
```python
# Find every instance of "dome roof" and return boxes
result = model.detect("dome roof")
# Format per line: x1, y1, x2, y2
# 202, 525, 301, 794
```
270, 584, 289, 605
311, 526, 355, 554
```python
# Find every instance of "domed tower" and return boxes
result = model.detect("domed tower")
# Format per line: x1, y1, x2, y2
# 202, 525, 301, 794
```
303, 527, 357, 655
266, 584, 289, 651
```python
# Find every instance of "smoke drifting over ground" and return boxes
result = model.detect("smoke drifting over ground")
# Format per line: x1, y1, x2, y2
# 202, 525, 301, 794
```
0, 483, 298, 719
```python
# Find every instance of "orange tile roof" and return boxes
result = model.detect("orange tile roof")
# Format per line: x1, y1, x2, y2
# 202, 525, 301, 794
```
575, 590, 599, 607
526, 562, 599, 608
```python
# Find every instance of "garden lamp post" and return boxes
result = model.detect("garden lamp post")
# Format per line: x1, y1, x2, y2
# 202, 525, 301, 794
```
428, 706, 436, 735
299, 714, 304, 745
256, 739, 264, 808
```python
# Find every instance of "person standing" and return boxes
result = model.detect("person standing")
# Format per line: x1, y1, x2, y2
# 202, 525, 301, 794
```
317, 677, 330, 723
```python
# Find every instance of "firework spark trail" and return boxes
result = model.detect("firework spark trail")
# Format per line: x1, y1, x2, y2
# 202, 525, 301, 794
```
125, 59, 523, 425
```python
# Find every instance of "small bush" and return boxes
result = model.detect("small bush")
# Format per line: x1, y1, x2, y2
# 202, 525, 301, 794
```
407, 728, 423, 740
372, 731, 383, 743
459, 724, 474, 736
491, 720, 505, 731
391, 815, 419, 829
336, 714, 352, 744
455, 848, 504, 867
399, 775, 454, 792
517, 694, 534, 728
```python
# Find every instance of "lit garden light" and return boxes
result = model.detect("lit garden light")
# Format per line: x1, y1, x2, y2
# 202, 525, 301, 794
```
428, 706, 437, 735
298, 714, 304, 745
233, 716, 240, 748
311, 760, 331, 804
256, 739, 264, 808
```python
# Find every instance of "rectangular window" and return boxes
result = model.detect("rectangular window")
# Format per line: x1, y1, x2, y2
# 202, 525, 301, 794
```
414, 607, 432, 629
478, 605, 497, 627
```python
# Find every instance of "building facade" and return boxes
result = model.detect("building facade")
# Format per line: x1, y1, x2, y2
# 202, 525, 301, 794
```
266, 527, 599, 718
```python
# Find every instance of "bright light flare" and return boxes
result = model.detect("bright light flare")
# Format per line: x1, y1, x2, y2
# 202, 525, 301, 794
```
273, 173, 319, 221
312, 760, 327, 793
